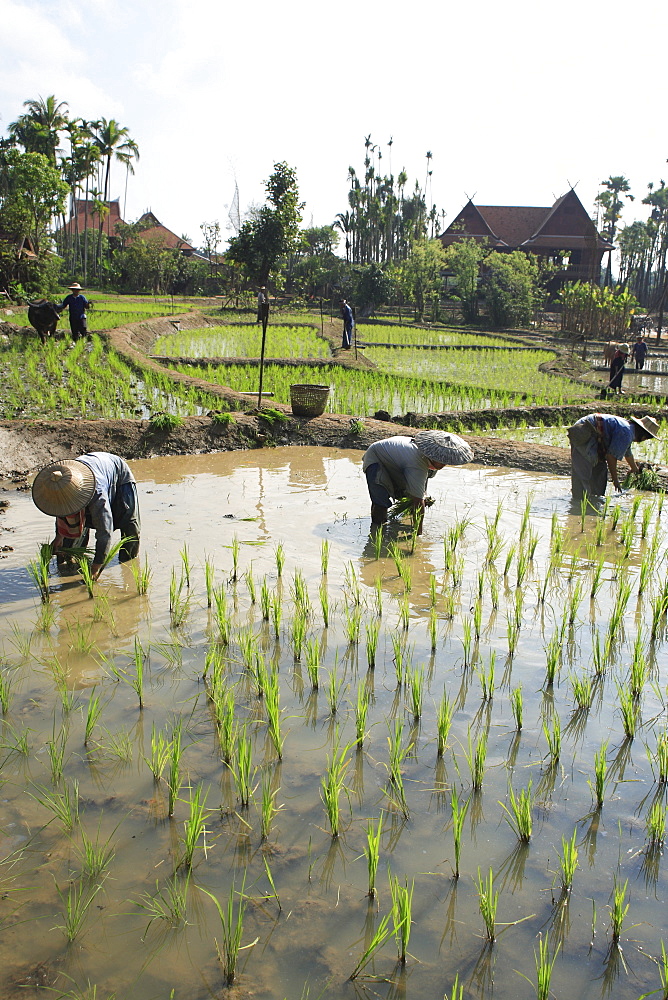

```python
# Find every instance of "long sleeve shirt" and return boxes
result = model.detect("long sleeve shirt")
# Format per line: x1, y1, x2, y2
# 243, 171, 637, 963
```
77, 452, 134, 563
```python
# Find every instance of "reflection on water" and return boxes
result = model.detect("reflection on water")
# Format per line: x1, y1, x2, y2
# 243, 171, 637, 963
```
0, 448, 667, 1000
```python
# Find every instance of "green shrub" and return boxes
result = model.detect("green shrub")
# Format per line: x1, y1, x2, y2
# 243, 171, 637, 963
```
149, 412, 184, 432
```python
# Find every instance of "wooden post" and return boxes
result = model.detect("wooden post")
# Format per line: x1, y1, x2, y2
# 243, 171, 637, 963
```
257, 300, 270, 408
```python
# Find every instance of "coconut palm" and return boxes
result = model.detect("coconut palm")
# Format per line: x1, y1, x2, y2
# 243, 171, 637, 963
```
93, 118, 139, 275
9, 95, 69, 163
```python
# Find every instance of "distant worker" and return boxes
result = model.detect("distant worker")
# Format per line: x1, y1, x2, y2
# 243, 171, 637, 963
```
567, 413, 658, 499
362, 429, 474, 533
61, 282, 90, 341
32, 452, 140, 580
341, 299, 354, 350
257, 286, 268, 324
631, 335, 648, 370
608, 342, 629, 395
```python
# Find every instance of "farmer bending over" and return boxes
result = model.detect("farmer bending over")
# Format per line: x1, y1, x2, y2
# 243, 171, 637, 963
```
32, 452, 140, 580
362, 429, 474, 534
567, 414, 658, 500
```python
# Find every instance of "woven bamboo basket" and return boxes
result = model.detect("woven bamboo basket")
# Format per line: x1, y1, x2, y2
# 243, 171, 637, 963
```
290, 384, 330, 418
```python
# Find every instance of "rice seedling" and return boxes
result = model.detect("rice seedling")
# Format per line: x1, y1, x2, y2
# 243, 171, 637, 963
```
304, 638, 320, 689
179, 784, 211, 869
544, 636, 561, 687
83, 689, 103, 746
609, 877, 629, 942
0, 667, 13, 714
53, 879, 101, 942
591, 630, 612, 678
639, 554, 653, 597
461, 617, 473, 668
0, 721, 30, 757
646, 800, 667, 848
344, 605, 362, 644
320, 539, 330, 574
566, 579, 584, 626
641, 501, 654, 539
76, 822, 117, 879
326, 667, 345, 716
444, 973, 464, 1000
198, 876, 256, 986
204, 556, 215, 607
355, 680, 370, 746
503, 544, 516, 578
271, 594, 283, 638
27, 542, 52, 603
499, 780, 533, 842
231, 724, 253, 807
30, 780, 80, 831
98, 728, 133, 762
387, 720, 411, 818
428, 607, 438, 651
429, 572, 439, 608
406, 665, 424, 720
167, 720, 184, 817
349, 912, 393, 980
506, 615, 521, 658
244, 568, 256, 605
478, 651, 495, 702
291, 612, 307, 660
318, 581, 329, 628
364, 814, 383, 896
392, 634, 407, 687
389, 870, 414, 963
516, 548, 531, 588
398, 594, 410, 630
451, 788, 469, 879
589, 555, 606, 601
630, 632, 649, 698
437, 688, 454, 756
510, 685, 523, 731
260, 577, 271, 620
465, 727, 488, 791
231, 535, 240, 581
264, 669, 284, 759
476, 866, 499, 941
650, 731, 668, 784
292, 569, 312, 616
180, 544, 192, 588
275, 542, 285, 578
46, 721, 69, 782
135, 872, 191, 936
521, 933, 560, 1000
473, 597, 483, 640
590, 740, 608, 808
144, 723, 171, 781
651, 589, 668, 640
130, 636, 145, 709
364, 618, 380, 670
543, 714, 561, 764
256, 773, 281, 843
35, 600, 56, 632
557, 828, 579, 890
618, 682, 640, 739
372, 524, 384, 558
570, 672, 594, 711
320, 741, 350, 836
374, 575, 383, 617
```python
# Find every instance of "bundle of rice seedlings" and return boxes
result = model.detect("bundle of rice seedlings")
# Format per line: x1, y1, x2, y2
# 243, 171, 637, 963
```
387, 496, 435, 520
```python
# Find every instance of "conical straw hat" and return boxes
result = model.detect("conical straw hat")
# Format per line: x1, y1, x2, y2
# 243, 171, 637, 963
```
32, 460, 96, 516
414, 429, 474, 466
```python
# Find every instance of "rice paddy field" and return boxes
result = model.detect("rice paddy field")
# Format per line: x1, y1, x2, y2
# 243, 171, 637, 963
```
176, 358, 597, 416
0, 335, 222, 420
356, 324, 517, 348
153, 324, 331, 360
2, 449, 668, 1000
9, 294, 199, 334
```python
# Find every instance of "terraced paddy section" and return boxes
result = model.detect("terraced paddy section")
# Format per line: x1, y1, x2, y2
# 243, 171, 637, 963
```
6, 294, 201, 333
153, 323, 332, 360
2, 450, 668, 1000
355, 323, 517, 348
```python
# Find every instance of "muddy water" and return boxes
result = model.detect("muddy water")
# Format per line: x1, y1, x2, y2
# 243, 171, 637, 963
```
1, 447, 667, 1000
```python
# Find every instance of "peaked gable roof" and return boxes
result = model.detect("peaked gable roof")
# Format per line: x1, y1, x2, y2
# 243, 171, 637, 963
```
135, 212, 195, 252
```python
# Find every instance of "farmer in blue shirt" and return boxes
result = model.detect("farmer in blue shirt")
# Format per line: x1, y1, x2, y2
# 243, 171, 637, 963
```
567, 413, 658, 499
61, 282, 89, 341
32, 452, 140, 580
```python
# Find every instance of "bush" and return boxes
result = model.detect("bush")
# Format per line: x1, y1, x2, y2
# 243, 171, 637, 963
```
149, 412, 183, 432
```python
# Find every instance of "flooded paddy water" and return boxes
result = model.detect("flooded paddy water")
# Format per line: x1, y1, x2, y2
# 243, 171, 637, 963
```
1, 446, 668, 999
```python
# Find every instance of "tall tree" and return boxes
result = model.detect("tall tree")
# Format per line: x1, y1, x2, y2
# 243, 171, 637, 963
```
9, 95, 69, 164
93, 118, 139, 276
227, 162, 303, 285
596, 176, 633, 286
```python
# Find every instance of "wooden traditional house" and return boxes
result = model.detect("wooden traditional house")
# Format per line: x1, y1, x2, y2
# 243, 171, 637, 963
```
60, 199, 125, 238
132, 212, 198, 255
440, 189, 613, 284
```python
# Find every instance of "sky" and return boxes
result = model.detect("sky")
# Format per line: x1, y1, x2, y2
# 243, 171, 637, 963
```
2, 0, 667, 252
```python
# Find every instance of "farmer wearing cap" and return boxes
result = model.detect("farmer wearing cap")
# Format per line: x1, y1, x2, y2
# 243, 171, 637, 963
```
608, 343, 629, 395
32, 452, 140, 580
362, 430, 474, 533
567, 414, 659, 500
61, 282, 89, 341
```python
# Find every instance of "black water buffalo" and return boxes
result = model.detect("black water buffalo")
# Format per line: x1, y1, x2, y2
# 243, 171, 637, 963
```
27, 299, 64, 344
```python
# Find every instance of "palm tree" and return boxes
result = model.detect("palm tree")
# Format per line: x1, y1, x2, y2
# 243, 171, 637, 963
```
9, 95, 69, 163
93, 119, 139, 276
596, 176, 633, 287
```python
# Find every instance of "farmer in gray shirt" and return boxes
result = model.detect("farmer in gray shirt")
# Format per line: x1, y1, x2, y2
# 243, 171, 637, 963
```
32, 452, 140, 580
363, 430, 473, 533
